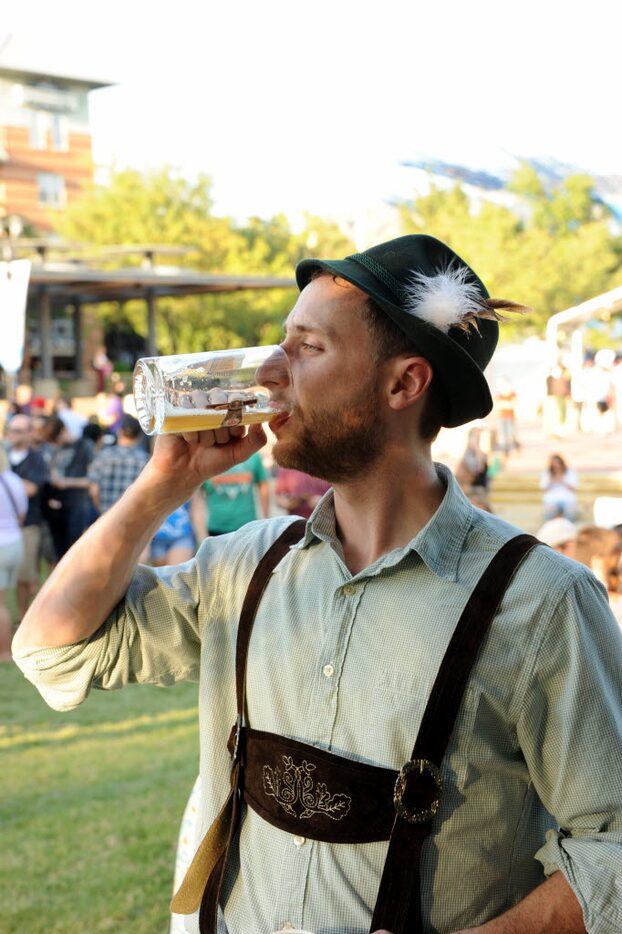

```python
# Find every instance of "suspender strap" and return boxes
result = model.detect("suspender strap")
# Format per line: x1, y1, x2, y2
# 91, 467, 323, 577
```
234, 519, 307, 732
370, 532, 538, 934
171, 520, 305, 929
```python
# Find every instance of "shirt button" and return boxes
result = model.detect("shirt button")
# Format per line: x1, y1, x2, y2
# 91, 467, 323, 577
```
343, 583, 356, 596
281, 924, 295, 931
293, 834, 306, 847
323, 663, 335, 678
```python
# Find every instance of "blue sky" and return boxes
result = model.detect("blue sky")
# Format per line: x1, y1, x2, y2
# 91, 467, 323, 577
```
5, 1, 621, 221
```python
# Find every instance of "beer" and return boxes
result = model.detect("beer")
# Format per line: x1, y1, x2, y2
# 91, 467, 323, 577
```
160, 410, 269, 433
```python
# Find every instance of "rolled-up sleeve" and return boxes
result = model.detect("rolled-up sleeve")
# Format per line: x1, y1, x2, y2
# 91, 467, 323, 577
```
13, 560, 202, 712
518, 569, 622, 933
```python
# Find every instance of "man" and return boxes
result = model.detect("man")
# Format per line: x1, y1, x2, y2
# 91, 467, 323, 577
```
6, 414, 48, 618
190, 451, 270, 540
88, 414, 149, 514
13, 236, 622, 933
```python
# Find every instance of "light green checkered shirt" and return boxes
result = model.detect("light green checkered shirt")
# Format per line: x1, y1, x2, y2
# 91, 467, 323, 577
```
14, 465, 622, 933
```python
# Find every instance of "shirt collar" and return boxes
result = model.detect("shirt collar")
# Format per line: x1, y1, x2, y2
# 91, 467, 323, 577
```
293, 464, 473, 582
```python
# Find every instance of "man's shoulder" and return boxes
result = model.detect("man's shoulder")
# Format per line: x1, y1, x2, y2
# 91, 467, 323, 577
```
468, 505, 590, 590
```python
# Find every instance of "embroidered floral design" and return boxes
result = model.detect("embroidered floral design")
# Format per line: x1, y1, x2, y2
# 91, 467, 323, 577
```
262, 755, 352, 821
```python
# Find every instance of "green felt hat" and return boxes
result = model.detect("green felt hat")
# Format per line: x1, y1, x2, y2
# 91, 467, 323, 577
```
296, 234, 499, 428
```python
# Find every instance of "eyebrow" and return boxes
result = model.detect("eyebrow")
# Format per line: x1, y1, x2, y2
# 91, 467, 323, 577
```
282, 321, 337, 339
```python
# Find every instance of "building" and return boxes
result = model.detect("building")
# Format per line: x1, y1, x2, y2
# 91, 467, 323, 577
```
0, 34, 112, 232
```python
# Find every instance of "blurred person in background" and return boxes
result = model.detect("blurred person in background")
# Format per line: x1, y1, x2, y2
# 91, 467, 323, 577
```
92, 344, 113, 393
536, 517, 577, 558
97, 377, 127, 435
274, 466, 330, 519
191, 451, 270, 539
573, 525, 622, 626
493, 376, 519, 454
6, 414, 49, 619
584, 349, 615, 434
53, 396, 87, 439
149, 501, 195, 567
0, 442, 27, 658
544, 364, 571, 437
43, 415, 95, 560
540, 453, 578, 521
455, 427, 490, 507
88, 415, 149, 515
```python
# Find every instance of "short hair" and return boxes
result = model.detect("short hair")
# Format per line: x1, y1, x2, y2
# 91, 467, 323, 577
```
83, 422, 103, 443
359, 294, 449, 441
44, 415, 67, 443
119, 414, 142, 440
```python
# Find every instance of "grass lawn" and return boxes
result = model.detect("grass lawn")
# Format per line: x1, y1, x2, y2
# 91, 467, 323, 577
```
1, 661, 199, 933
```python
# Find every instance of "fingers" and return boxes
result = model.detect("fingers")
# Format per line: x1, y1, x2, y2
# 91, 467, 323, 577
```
180, 428, 241, 447
213, 427, 233, 445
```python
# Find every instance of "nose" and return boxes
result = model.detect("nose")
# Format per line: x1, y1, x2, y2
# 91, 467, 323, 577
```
255, 345, 290, 390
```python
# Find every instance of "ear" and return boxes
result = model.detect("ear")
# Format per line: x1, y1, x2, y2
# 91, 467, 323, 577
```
386, 356, 434, 411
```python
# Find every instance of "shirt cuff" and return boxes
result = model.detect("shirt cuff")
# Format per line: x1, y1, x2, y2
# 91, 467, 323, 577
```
536, 828, 622, 934
12, 639, 101, 712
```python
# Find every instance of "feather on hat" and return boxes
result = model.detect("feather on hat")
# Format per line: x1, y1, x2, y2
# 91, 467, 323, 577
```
404, 264, 530, 335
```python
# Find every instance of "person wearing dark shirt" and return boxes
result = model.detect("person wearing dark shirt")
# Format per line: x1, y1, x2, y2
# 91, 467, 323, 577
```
6, 414, 48, 619
43, 416, 95, 560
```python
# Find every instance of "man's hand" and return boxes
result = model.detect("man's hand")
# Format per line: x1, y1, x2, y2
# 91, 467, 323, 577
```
144, 423, 267, 505
371, 873, 585, 934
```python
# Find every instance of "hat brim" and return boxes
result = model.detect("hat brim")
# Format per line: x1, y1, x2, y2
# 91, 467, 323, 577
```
296, 257, 495, 428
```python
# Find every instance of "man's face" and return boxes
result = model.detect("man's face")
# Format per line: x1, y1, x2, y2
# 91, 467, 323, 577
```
6, 415, 32, 451
260, 276, 388, 484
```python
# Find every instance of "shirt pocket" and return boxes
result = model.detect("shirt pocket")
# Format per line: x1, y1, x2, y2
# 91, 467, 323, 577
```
367, 667, 433, 766
369, 667, 479, 790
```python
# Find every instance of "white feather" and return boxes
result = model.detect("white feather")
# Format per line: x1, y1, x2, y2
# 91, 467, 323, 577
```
403, 264, 484, 333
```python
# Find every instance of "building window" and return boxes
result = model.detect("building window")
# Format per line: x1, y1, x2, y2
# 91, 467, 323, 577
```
30, 110, 51, 149
37, 172, 66, 207
50, 113, 69, 151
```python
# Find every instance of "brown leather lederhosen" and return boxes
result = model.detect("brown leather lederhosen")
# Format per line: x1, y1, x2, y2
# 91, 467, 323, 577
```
171, 520, 538, 933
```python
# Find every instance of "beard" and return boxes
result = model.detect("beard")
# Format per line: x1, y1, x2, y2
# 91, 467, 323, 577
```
273, 379, 387, 484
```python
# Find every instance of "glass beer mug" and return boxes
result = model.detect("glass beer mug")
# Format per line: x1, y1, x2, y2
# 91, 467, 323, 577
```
133, 345, 288, 436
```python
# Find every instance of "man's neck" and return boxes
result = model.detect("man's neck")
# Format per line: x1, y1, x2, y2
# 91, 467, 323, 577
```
331, 451, 445, 575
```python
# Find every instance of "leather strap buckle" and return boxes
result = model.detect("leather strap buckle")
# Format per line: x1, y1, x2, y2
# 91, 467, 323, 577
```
393, 758, 443, 823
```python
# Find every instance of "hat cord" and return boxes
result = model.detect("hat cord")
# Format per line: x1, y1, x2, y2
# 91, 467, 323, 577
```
348, 252, 404, 302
